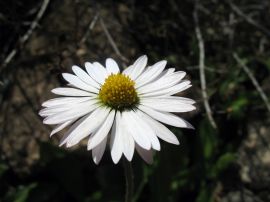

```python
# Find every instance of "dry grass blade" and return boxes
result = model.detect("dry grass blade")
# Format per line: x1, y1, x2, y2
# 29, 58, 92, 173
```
233, 53, 270, 113
1, 0, 51, 71
193, 0, 217, 129
100, 17, 129, 65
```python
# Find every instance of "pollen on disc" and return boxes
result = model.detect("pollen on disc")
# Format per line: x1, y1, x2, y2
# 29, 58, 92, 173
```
99, 73, 139, 110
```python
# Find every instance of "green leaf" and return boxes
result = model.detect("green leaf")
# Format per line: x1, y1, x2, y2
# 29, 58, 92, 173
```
219, 80, 236, 96
212, 153, 236, 177
0, 163, 8, 177
199, 119, 218, 160
84, 191, 102, 202
227, 97, 248, 118
196, 183, 213, 202
6, 183, 37, 202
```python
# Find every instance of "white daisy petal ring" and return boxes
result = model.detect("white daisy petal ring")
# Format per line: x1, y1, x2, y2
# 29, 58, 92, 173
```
40, 55, 196, 164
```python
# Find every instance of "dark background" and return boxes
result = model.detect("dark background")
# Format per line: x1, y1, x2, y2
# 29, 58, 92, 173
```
0, 0, 270, 201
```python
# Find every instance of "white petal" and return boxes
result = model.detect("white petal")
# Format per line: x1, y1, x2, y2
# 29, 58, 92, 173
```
85, 62, 108, 84
92, 136, 107, 164
122, 136, 135, 161
87, 110, 115, 150
146, 96, 196, 104
72, 65, 100, 89
41, 97, 92, 108
122, 111, 151, 150
135, 60, 167, 88
40, 101, 91, 117
122, 65, 133, 75
141, 98, 196, 113
50, 120, 74, 137
167, 68, 176, 74
40, 100, 96, 117
123, 55, 147, 80
106, 58, 120, 74
93, 62, 109, 76
138, 71, 186, 94
133, 110, 161, 151
43, 101, 98, 125
59, 115, 89, 146
168, 84, 192, 96
141, 81, 191, 97
51, 87, 96, 97
135, 144, 153, 164
40, 106, 70, 117
62, 73, 99, 93
119, 113, 135, 161
139, 105, 194, 129
141, 113, 179, 145
144, 68, 175, 84
110, 112, 123, 164
60, 107, 110, 147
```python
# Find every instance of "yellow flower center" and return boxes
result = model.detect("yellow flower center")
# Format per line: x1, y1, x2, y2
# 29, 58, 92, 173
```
99, 73, 139, 110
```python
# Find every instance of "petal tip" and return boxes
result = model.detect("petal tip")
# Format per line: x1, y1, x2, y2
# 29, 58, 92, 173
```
62, 73, 68, 77
93, 157, 100, 165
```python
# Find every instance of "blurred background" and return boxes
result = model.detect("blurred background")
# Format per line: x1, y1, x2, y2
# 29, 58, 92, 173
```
0, 0, 270, 201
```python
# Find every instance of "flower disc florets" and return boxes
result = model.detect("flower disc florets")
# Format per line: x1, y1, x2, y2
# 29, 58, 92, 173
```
99, 73, 139, 110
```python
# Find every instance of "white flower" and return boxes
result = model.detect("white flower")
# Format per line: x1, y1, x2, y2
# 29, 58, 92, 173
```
40, 55, 195, 164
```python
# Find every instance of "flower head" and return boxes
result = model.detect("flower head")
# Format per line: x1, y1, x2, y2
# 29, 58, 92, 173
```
40, 55, 195, 164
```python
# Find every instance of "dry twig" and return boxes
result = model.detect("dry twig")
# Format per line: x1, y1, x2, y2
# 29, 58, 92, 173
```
193, 0, 217, 129
1, 0, 50, 71
80, 13, 99, 44
14, 76, 51, 132
228, 1, 270, 37
99, 17, 129, 65
233, 53, 270, 113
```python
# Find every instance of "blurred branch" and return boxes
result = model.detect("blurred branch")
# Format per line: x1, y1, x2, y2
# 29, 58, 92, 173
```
133, 166, 152, 202
80, 13, 99, 44
193, 0, 217, 129
186, 65, 227, 74
100, 17, 129, 65
233, 53, 270, 113
14, 77, 51, 132
228, 1, 270, 37
123, 159, 134, 202
0, 0, 50, 71
0, 101, 10, 156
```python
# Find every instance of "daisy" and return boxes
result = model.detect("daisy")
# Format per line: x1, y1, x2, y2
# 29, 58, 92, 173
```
39, 55, 195, 164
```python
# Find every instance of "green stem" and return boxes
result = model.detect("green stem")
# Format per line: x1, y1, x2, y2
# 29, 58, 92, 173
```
123, 159, 134, 202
